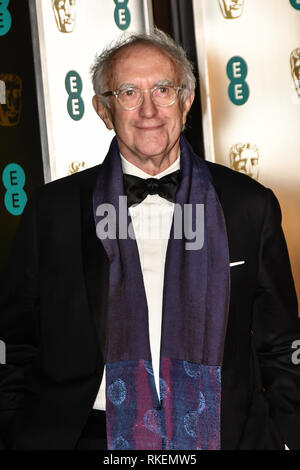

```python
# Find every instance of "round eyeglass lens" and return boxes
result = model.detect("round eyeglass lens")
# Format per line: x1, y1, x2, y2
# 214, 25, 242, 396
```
152, 86, 176, 106
119, 89, 141, 107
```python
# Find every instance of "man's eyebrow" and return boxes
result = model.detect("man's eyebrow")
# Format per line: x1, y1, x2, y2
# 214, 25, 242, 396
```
154, 79, 173, 86
116, 79, 174, 90
117, 83, 138, 90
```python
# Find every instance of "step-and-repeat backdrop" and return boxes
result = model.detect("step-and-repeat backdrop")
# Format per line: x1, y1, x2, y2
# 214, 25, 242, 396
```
193, 0, 300, 304
29, 0, 153, 182
0, 0, 44, 271
0, 0, 152, 273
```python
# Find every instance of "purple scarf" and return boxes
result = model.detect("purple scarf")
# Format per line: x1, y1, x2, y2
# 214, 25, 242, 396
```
93, 135, 230, 450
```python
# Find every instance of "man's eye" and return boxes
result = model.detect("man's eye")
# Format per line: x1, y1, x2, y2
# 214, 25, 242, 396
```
157, 87, 169, 94
123, 89, 136, 97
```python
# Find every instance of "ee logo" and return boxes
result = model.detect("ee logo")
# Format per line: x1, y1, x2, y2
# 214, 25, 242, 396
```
114, 0, 131, 30
227, 56, 249, 105
2, 163, 27, 216
290, 0, 300, 10
65, 71, 84, 121
0, 0, 12, 36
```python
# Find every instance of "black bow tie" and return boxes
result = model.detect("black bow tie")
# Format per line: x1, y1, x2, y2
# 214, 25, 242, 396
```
123, 170, 181, 207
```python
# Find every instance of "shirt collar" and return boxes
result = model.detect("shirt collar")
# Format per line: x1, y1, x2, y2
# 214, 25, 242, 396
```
120, 153, 180, 179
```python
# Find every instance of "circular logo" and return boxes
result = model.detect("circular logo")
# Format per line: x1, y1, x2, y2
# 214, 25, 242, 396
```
111, 436, 130, 450
65, 70, 84, 121
290, 0, 300, 10
183, 361, 201, 378
114, 0, 131, 30
227, 56, 249, 105
107, 378, 127, 406
0, 0, 12, 37
183, 411, 197, 438
144, 409, 161, 435
2, 163, 27, 216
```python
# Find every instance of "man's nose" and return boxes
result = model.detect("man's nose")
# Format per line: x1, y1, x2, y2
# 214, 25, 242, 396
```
139, 90, 158, 118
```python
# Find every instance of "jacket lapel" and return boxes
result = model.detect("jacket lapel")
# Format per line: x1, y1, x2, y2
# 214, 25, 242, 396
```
79, 166, 109, 364
78, 159, 232, 367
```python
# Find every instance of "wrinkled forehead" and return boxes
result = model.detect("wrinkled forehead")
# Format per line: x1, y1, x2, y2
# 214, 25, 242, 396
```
106, 44, 181, 88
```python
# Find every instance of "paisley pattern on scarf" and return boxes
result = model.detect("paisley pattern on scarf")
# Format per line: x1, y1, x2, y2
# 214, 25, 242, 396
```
93, 135, 230, 450
106, 358, 221, 450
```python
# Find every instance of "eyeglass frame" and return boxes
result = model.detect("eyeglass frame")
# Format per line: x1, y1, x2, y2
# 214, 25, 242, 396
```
100, 84, 186, 111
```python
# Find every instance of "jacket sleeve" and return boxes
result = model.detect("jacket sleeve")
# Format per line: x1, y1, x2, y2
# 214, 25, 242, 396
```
252, 188, 300, 449
0, 192, 40, 445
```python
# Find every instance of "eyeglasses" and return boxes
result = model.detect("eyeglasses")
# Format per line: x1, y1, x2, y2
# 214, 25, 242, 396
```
101, 84, 186, 110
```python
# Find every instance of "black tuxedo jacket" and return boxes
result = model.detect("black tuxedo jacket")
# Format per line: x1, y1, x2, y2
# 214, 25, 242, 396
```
0, 159, 299, 450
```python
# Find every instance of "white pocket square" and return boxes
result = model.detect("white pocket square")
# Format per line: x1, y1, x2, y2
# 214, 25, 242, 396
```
230, 261, 245, 267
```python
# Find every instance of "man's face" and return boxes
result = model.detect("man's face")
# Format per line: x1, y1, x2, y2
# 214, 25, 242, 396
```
0, 73, 22, 127
52, 0, 75, 33
231, 147, 259, 180
94, 45, 194, 167
218, 0, 245, 19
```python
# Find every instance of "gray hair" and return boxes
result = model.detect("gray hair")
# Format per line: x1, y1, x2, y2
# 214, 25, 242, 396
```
90, 28, 196, 107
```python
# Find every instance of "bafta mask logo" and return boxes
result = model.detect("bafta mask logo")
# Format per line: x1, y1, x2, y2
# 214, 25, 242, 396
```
290, 48, 300, 98
52, 0, 76, 33
0, 73, 22, 127
229, 143, 259, 180
68, 160, 85, 175
218, 0, 245, 19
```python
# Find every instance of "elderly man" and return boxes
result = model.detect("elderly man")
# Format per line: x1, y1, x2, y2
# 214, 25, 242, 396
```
0, 29, 300, 451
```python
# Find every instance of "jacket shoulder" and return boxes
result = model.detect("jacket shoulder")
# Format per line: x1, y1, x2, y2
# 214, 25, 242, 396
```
204, 160, 271, 203
32, 164, 101, 205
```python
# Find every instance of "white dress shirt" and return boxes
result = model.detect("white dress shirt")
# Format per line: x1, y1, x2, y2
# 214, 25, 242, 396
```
93, 153, 180, 410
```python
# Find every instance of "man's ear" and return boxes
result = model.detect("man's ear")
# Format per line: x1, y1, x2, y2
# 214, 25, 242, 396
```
92, 95, 114, 130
